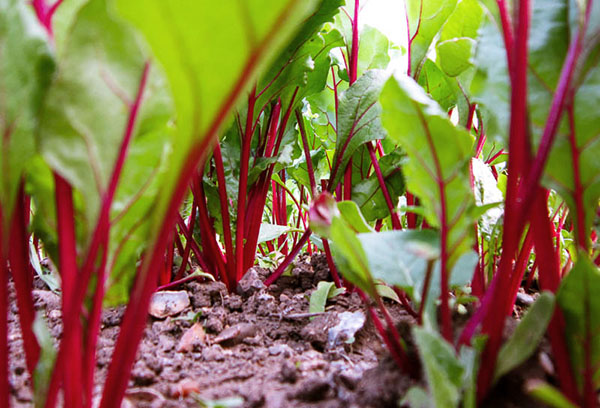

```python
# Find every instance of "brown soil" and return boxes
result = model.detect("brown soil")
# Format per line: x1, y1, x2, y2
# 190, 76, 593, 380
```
7, 254, 553, 407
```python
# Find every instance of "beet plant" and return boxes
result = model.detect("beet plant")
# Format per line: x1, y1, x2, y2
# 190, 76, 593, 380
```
1, 0, 600, 406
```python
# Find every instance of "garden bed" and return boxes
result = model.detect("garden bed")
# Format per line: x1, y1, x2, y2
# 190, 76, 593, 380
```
8, 254, 552, 408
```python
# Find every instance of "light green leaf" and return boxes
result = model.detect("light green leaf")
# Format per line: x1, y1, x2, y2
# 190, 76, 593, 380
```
115, 0, 322, 268
358, 230, 439, 297
380, 75, 475, 268
0, 0, 54, 221
413, 326, 463, 408
337, 200, 374, 233
527, 381, 579, 408
257, 223, 291, 244
406, 0, 458, 77
494, 292, 556, 383
436, 0, 483, 77
37, 0, 173, 304
375, 283, 400, 303
417, 59, 457, 111
309, 281, 344, 314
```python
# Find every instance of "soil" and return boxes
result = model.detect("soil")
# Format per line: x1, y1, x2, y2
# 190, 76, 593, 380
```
7, 254, 553, 407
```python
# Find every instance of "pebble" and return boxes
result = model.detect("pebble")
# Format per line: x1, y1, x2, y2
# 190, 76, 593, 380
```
268, 344, 293, 357
516, 292, 535, 306
170, 378, 201, 398
177, 322, 206, 353
148, 291, 190, 319
214, 323, 257, 346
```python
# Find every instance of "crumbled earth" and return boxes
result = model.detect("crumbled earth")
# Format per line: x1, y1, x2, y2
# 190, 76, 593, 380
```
8, 254, 552, 407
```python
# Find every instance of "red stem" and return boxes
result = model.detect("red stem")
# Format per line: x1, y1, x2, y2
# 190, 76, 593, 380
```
349, 0, 359, 84
46, 62, 151, 408
8, 183, 39, 376
366, 142, 401, 229
264, 229, 312, 286
212, 145, 235, 281
296, 109, 317, 196
415, 107, 452, 341
174, 201, 197, 281
235, 88, 257, 282
322, 239, 343, 288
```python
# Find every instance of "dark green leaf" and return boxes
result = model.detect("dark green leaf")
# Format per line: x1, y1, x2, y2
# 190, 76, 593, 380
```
557, 258, 600, 390
494, 292, 556, 383
330, 69, 388, 188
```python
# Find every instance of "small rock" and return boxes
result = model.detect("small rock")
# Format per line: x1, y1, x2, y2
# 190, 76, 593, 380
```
280, 361, 298, 383
126, 387, 166, 404
293, 377, 331, 401
539, 352, 555, 376
148, 291, 190, 319
268, 344, 293, 357
214, 323, 257, 346
237, 268, 265, 297
171, 378, 201, 398
177, 322, 206, 352
202, 345, 225, 362
516, 292, 535, 307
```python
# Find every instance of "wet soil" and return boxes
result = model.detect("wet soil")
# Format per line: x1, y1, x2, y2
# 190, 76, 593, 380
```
7, 254, 552, 407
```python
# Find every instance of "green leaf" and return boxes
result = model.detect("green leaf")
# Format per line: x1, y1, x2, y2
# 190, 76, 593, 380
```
256, 20, 344, 111
545, 63, 600, 246
375, 283, 400, 303
357, 25, 391, 76
406, 0, 458, 77
435, 0, 483, 77
469, 14, 510, 144
527, 381, 579, 408
417, 59, 457, 111
115, 0, 323, 270
352, 149, 405, 222
337, 200, 374, 233
358, 230, 439, 297
494, 292, 556, 383
0, 0, 55, 220
257, 223, 291, 244
330, 69, 388, 188
380, 75, 475, 268
329, 215, 372, 293
557, 257, 600, 390
413, 326, 463, 408
37, 0, 173, 304
401, 386, 432, 408
194, 396, 244, 408
309, 280, 344, 314
32, 313, 57, 407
